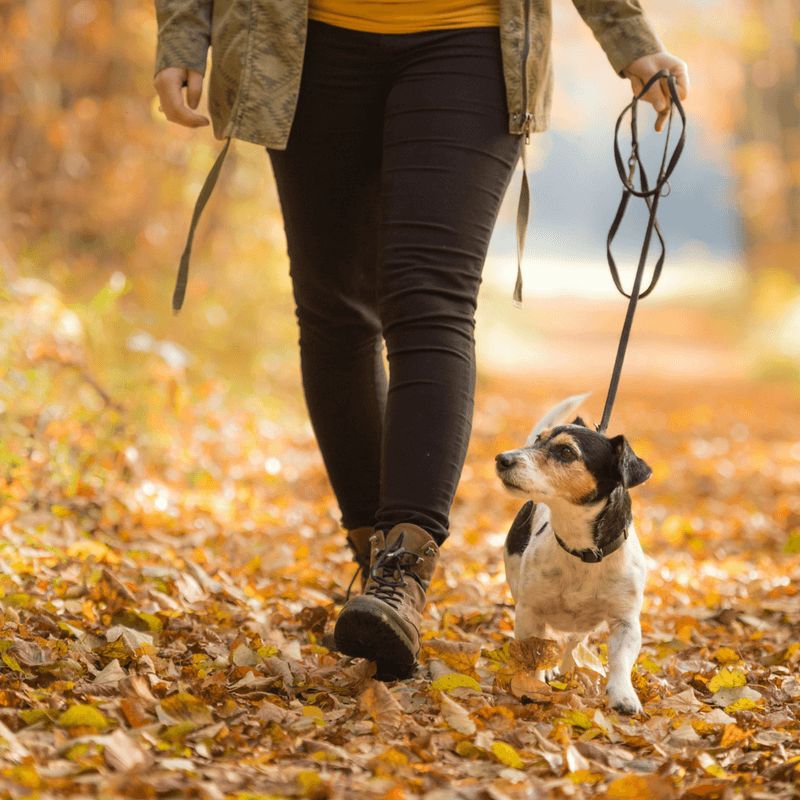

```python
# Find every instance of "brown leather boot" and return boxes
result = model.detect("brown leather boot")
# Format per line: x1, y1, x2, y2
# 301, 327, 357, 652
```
334, 523, 439, 680
345, 526, 374, 597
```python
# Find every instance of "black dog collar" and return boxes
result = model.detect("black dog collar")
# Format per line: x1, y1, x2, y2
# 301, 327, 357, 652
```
553, 528, 628, 564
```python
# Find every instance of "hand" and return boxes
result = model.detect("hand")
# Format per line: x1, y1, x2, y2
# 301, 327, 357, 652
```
154, 67, 209, 128
622, 52, 689, 133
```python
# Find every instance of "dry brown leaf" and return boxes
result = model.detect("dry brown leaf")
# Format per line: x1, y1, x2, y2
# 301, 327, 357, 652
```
509, 637, 561, 670
438, 693, 476, 735
360, 680, 404, 737
422, 638, 482, 676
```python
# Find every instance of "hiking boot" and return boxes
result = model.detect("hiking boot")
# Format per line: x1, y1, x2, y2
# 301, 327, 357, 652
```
334, 523, 439, 680
345, 526, 374, 598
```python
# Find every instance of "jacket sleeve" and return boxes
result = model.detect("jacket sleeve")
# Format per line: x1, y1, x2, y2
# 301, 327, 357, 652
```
571, 0, 663, 77
154, 0, 213, 77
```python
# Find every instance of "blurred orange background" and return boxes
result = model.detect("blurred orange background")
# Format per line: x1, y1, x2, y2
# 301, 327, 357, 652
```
1, 0, 798, 423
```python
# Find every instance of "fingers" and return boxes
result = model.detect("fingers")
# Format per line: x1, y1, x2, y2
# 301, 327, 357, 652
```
654, 107, 669, 133
186, 70, 203, 110
671, 62, 690, 101
653, 77, 671, 132
154, 67, 209, 128
642, 78, 669, 117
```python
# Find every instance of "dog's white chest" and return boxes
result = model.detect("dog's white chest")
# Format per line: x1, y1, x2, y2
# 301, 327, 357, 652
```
505, 505, 645, 635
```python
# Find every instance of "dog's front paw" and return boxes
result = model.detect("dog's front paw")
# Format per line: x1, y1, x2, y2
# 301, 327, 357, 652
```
609, 690, 642, 716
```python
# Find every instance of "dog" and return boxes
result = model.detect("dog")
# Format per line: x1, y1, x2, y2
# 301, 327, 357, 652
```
495, 394, 651, 714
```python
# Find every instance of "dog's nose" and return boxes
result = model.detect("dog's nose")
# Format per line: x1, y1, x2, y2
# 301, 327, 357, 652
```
495, 452, 517, 469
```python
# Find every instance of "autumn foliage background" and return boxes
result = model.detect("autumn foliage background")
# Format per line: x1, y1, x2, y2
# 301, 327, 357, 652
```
0, 1, 799, 798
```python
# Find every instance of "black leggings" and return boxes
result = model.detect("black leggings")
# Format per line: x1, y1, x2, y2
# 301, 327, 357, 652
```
268, 19, 521, 545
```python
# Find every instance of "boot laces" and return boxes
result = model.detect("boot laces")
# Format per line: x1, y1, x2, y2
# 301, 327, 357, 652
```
345, 562, 365, 602
365, 532, 423, 609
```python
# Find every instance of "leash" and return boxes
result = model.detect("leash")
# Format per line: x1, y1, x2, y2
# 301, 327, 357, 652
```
597, 70, 686, 433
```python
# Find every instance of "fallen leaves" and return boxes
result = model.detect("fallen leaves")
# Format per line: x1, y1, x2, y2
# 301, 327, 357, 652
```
360, 681, 404, 737
1, 280, 800, 798
57, 704, 111, 731
707, 665, 746, 693
438, 693, 476, 735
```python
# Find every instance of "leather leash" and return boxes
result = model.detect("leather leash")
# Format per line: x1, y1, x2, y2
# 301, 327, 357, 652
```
597, 70, 686, 433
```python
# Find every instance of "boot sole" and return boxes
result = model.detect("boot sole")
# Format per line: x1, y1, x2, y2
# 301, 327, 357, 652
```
334, 603, 418, 681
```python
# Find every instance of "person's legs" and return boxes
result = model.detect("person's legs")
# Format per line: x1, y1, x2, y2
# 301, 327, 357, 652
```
375, 26, 521, 544
335, 25, 521, 677
268, 21, 388, 532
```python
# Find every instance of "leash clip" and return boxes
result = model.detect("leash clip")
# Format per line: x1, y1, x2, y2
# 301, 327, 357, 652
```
627, 156, 637, 185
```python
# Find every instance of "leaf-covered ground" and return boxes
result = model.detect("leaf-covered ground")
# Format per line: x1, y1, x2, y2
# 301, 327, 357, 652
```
1, 282, 799, 799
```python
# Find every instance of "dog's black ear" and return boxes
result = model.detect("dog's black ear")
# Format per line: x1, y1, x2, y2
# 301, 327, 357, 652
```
570, 416, 588, 428
610, 435, 652, 488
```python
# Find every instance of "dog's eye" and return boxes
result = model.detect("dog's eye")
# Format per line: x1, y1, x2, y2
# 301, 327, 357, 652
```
554, 445, 577, 462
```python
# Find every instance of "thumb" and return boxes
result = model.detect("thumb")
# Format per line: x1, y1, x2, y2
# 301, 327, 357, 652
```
186, 70, 204, 110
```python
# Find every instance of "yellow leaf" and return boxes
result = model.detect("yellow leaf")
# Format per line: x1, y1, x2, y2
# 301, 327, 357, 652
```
67, 540, 113, 562
0, 640, 23, 673
8, 765, 40, 790
490, 741, 524, 769
692, 719, 718, 736
549, 679, 568, 690
19, 709, 48, 725
232, 795, 286, 800
568, 770, 603, 784
712, 647, 739, 664
559, 709, 593, 730
369, 747, 410, 775
638, 656, 661, 674
430, 672, 482, 693
301, 706, 325, 724
422, 639, 481, 675
699, 753, 730, 779
483, 642, 512, 664
719, 724, 749, 749
708, 667, 746, 693
158, 692, 213, 726
57, 703, 110, 730
607, 774, 675, 799
296, 770, 322, 795
725, 697, 758, 713
455, 740, 481, 759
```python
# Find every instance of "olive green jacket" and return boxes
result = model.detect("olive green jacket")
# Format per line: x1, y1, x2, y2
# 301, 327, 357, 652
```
154, 0, 663, 149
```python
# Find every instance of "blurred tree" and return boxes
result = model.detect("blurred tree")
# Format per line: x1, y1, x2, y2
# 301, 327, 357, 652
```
736, 0, 800, 278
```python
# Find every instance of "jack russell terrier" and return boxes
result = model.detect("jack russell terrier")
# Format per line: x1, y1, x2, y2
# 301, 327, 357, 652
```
495, 394, 651, 714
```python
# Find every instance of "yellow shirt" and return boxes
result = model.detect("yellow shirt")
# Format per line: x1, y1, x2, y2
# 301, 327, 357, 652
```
307, 1, 500, 34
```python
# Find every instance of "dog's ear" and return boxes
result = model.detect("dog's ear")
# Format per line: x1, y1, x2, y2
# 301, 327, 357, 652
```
525, 393, 591, 446
610, 435, 652, 488
570, 416, 588, 428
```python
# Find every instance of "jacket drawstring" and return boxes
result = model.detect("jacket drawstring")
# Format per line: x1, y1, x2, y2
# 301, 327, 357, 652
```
173, 132, 525, 311
513, 125, 531, 307
172, 136, 232, 313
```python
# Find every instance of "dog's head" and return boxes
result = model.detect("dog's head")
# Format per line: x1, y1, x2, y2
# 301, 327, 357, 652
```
495, 395, 651, 506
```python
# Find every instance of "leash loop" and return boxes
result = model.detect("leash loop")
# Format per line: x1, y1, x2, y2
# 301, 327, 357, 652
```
599, 71, 686, 433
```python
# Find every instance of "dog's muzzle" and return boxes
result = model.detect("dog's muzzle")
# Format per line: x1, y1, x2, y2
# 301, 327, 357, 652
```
495, 452, 519, 470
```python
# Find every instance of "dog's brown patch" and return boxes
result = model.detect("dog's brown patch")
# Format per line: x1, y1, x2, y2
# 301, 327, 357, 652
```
534, 432, 598, 503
